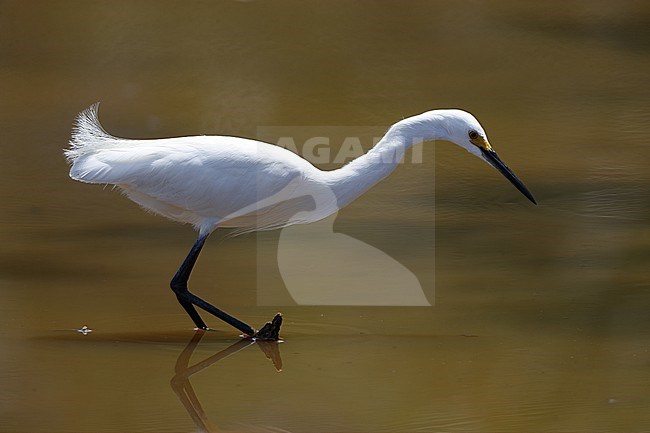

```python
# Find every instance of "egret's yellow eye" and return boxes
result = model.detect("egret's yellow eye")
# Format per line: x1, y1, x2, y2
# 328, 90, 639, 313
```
468, 130, 479, 140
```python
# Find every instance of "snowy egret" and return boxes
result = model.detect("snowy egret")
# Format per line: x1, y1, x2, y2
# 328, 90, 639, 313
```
65, 104, 536, 337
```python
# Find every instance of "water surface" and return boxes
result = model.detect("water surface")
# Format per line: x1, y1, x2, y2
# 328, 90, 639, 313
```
1, 1, 649, 431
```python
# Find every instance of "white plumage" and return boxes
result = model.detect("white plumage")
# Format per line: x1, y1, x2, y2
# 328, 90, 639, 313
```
64, 104, 535, 337
66, 105, 336, 236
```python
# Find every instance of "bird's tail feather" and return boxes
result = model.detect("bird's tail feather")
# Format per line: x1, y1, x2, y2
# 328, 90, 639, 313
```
64, 103, 117, 164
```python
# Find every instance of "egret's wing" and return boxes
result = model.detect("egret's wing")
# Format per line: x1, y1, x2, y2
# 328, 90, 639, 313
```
66, 105, 338, 232
69, 135, 334, 231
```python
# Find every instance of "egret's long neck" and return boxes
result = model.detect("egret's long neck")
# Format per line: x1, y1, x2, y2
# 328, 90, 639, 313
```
324, 113, 449, 208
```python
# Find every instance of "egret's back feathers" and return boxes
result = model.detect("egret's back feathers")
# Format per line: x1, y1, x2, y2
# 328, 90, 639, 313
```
64, 103, 117, 164
65, 105, 338, 234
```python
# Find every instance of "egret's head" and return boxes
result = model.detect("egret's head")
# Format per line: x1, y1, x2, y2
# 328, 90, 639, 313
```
419, 109, 537, 204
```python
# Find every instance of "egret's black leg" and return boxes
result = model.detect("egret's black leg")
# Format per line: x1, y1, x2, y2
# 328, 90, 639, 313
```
170, 233, 209, 330
170, 233, 256, 336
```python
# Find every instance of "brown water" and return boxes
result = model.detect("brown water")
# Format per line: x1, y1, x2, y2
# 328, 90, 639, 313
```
1, 1, 650, 432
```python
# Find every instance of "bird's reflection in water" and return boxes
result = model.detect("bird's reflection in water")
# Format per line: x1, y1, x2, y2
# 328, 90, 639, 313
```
170, 332, 282, 432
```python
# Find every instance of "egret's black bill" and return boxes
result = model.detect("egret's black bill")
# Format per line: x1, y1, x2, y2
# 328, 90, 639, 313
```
480, 148, 537, 204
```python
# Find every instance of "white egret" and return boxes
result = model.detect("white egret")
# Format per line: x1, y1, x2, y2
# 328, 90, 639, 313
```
65, 104, 536, 339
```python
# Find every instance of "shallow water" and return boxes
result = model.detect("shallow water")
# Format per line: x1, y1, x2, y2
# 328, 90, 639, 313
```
1, 1, 650, 432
